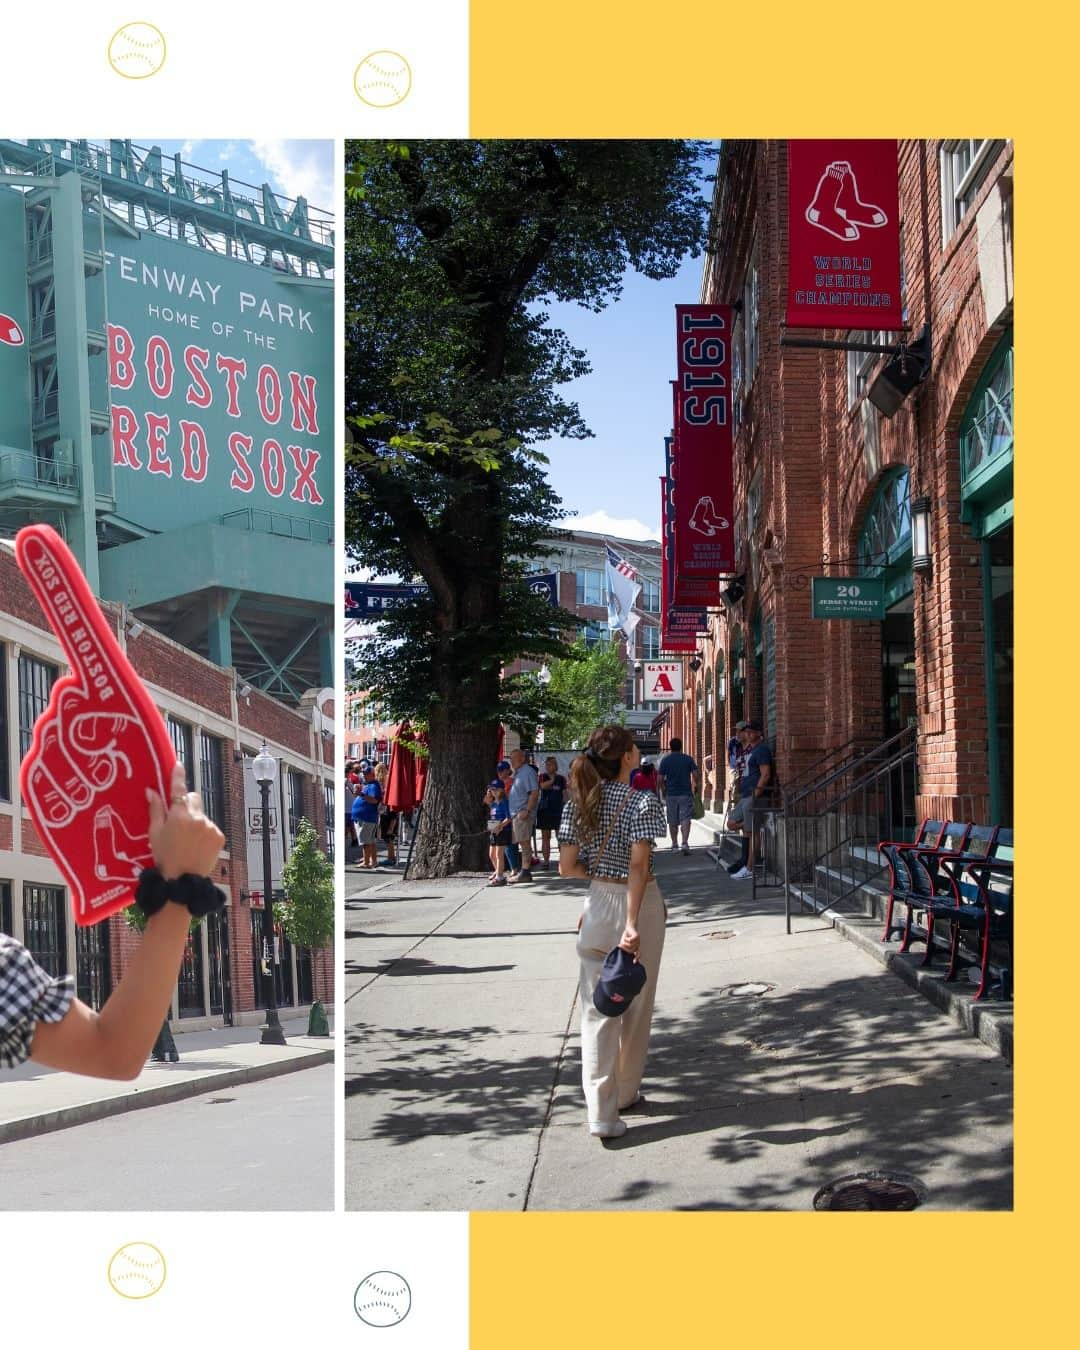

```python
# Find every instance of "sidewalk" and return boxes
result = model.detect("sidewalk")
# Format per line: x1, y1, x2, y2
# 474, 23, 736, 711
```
344, 839, 1012, 1211
0, 1014, 334, 1144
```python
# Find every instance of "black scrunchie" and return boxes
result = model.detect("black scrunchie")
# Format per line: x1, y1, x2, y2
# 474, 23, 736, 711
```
135, 869, 226, 919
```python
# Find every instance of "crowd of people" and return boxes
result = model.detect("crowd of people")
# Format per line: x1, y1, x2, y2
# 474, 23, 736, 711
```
345, 758, 409, 869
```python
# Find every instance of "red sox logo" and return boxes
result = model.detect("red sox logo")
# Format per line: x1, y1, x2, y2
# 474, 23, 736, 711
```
16, 525, 178, 925
0, 312, 25, 346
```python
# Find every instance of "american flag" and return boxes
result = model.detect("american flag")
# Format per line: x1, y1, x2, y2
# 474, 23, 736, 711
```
606, 544, 637, 580
605, 543, 641, 639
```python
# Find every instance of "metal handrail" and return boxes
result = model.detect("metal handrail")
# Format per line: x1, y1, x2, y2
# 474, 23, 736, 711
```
785, 724, 916, 808
781, 727, 918, 933
781, 734, 880, 800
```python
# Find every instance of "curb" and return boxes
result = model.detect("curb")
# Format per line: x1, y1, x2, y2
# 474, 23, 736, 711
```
787, 883, 1013, 1063
0, 1047, 334, 1145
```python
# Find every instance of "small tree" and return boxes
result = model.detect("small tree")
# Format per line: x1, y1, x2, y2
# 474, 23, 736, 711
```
542, 638, 628, 749
279, 818, 334, 1036
279, 818, 335, 950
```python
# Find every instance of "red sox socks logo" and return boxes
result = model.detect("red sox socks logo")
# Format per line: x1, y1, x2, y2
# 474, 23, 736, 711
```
16, 525, 177, 925
688, 495, 730, 538
0, 312, 25, 346
806, 161, 888, 241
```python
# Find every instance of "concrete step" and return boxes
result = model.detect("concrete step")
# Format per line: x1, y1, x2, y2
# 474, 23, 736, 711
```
787, 881, 1013, 1062
813, 862, 891, 922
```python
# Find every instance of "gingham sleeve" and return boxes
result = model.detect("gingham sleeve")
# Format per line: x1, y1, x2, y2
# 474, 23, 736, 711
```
0, 933, 76, 1070
557, 798, 580, 846
629, 789, 667, 842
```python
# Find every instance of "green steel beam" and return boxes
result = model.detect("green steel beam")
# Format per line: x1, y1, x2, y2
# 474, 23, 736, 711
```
98, 523, 332, 609
51, 171, 99, 591
207, 589, 242, 668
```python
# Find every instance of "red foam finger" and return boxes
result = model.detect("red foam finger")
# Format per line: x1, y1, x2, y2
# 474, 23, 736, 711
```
0, 311, 24, 346
15, 525, 177, 925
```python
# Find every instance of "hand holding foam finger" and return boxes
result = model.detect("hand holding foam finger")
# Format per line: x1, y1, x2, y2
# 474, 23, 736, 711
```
148, 765, 225, 880
15, 525, 177, 925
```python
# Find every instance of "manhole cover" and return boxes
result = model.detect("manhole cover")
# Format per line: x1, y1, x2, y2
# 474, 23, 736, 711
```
703, 930, 737, 940
719, 981, 775, 997
813, 1172, 926, 1211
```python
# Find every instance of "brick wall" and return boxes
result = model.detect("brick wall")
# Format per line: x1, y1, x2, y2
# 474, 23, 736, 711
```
688, 140, 1012, 824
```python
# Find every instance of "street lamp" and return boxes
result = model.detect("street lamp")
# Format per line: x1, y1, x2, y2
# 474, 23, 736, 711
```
910, 495, 933, 572
252, 743, 286, 1046
537, 663, 551, 686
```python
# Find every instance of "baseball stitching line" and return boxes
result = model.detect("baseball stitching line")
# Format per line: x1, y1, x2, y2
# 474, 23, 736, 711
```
364, 59, 406, 77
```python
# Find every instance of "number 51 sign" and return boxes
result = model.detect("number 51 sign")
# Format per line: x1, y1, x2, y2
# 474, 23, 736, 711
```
811, 576, 886, 620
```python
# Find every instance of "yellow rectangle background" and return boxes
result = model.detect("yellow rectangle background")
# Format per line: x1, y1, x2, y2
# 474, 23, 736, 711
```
469, 2, 1072, 1345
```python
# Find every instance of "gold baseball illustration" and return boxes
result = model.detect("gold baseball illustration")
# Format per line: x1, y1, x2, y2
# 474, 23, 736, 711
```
107, 1241, 167, 1299
107, 22, 167, 80
354, 51, 412, 108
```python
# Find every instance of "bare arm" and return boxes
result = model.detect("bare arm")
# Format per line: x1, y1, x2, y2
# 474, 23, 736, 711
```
558, 841, 589, 880
30, 764, 225, 1081
620, 839, 652, 954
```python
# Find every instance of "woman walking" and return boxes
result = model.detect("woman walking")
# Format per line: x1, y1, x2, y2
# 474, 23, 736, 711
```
558, 726, 667, 1139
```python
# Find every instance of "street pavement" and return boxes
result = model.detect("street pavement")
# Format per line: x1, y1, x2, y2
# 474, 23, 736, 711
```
0, 1064, 333, 1210
344, 832, 1012, 1212
0, 1013, 333, 1146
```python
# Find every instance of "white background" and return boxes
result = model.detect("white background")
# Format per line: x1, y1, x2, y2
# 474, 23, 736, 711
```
0, 2, 470, 1344
0, 4, 468, 135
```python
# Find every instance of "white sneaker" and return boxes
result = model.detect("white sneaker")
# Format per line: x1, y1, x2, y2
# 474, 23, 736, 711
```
589, 1120, 628, 1139
731, 866, 753, 880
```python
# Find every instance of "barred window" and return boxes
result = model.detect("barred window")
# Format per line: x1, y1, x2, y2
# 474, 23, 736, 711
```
640, 579, 661, 612
324, 782, 336, 860
200, 731, 226, 834
22, 883, 66, 978
0, 646, 9, 800
18, 654, 58, 759
168, 716, 195, 790
287, 768, 306, 841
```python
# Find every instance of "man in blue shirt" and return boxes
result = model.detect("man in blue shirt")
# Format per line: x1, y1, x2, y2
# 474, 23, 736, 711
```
351, 766, 382, 871
658, 737, 701, 856
507, 747, 540, 883
730, 721, 774, 880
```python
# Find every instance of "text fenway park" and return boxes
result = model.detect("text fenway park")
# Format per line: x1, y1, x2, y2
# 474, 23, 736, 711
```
106, 324, 324, 504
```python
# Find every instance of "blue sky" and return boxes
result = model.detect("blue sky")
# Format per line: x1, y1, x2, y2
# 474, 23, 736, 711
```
148, 139, 334, 214
539, 243, 707, 542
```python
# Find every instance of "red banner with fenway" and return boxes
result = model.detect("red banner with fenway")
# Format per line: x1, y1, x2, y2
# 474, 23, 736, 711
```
786, 140, 902, 330
673, 305, 734, 580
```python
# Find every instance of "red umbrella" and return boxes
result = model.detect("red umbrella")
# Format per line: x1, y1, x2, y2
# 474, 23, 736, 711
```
386, 722, 418, 813
413, 728, 429, 803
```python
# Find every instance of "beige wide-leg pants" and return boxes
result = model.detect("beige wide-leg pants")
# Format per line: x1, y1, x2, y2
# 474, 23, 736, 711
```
576, 877, 666, 1129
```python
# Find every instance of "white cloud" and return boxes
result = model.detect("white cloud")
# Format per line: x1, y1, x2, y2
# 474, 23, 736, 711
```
564, 510, 661, 541
249, 139, 333, 213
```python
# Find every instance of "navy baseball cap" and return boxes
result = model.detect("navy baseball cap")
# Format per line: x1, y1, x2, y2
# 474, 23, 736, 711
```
592, 948, 648, 1017
488, 779, 503, 790
496, 760, 511, 772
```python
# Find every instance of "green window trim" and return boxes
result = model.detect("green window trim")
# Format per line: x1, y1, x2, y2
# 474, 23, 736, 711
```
857, 467, 913, 608
960, 332, 1013, 539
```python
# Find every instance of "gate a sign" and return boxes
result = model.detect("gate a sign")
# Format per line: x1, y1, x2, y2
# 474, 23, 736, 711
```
643, 661, 684, 703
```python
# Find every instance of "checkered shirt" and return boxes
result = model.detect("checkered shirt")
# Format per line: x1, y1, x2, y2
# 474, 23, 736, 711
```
0, 933, 75, 1070
558, 780, 667, 880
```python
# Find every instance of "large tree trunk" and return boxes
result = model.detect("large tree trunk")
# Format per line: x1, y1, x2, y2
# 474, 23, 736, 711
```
409, 708, 501, 877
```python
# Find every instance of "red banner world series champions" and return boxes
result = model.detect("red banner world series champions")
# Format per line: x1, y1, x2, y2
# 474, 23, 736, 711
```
673, 304, 734, 578
786, 140, 902, 330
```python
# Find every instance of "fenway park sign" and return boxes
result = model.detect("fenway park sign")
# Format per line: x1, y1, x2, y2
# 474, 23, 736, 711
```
101, 224, 332, 535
